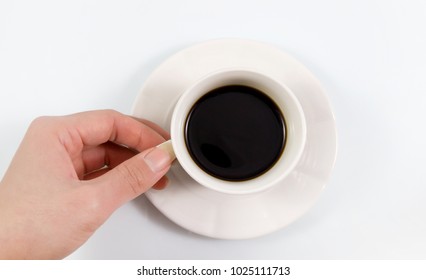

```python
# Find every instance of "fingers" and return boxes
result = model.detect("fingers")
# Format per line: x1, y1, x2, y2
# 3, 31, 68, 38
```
76, 142, 137, 179
28, 110, 175, 210
136, 118, 171, 140
76, 121, 169, 178
83, 165, 170, 191
152, 176, 169, 190
90, 142, 175, 209
57, 110, 167, 157
52, 110, 171, 178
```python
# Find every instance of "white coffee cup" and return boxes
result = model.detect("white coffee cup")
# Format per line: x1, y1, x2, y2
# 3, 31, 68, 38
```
171, 68, 306, 195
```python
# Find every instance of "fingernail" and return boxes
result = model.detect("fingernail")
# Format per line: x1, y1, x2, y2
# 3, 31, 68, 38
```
144, 140, 175, 172
156, 140, 175, 160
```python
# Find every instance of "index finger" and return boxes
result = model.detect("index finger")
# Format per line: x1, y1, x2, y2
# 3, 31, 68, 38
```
57, 110, 167, 152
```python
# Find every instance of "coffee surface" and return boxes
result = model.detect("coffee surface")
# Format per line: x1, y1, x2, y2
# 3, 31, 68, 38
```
185, 85, 285, 181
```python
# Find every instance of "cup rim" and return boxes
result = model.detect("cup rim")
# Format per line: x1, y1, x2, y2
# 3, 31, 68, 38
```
171, 68, 306, 195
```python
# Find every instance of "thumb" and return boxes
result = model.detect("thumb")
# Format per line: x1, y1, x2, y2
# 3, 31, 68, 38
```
95, 140, 175, 208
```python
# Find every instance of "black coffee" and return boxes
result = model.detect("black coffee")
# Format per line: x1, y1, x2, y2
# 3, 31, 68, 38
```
185, 85, 285, 181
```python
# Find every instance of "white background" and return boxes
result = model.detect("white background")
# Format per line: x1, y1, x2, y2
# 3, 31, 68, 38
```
0, 0, 425, 259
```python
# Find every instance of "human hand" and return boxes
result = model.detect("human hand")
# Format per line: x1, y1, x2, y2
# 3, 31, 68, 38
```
0, 110, 175, 259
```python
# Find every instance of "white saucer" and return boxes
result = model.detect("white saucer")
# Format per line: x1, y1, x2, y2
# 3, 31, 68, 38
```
131, 39, 337, 239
